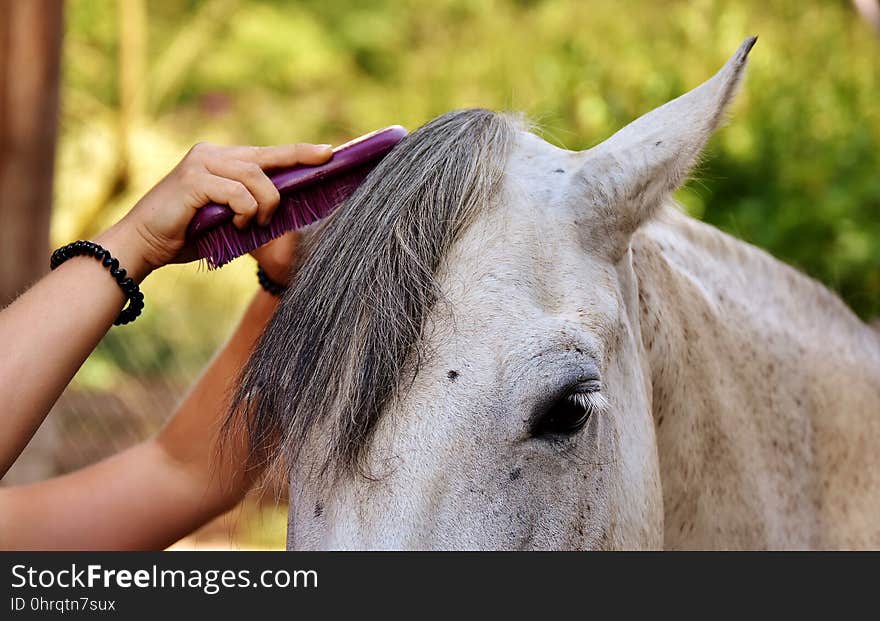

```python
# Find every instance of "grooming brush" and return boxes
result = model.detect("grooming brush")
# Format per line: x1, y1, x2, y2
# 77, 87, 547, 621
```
187, 125, 408, 268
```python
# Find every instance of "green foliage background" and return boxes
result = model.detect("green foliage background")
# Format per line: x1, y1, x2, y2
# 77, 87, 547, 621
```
58, 0, 880, 385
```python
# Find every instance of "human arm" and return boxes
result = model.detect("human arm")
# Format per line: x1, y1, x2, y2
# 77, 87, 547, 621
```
0, 142, 330, 478
0, 281, 285, 550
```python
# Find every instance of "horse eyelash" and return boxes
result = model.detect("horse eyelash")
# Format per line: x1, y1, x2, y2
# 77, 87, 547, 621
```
566, 390, 610, 414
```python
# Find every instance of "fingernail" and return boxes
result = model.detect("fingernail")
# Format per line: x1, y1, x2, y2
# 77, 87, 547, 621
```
318, 144, 332, 150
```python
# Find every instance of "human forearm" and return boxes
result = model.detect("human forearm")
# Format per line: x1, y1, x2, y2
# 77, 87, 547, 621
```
0, 139, 324, 550
0, 224, 153, 478
0, 142, 329, 481
0, 290, 278, 550
154, 288, 278, 502
0, 441, 206, 550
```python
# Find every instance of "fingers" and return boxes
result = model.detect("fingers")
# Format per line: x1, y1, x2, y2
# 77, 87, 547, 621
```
197, 175, 259, 230
182, 141, 333, 230
204, 158, 281, 226
232, 143, 334, 169
250, 230, 300, 284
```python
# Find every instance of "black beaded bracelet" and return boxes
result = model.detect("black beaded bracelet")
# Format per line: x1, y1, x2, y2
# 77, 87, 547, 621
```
50, 240, 144, 326
256, 266, 287, 297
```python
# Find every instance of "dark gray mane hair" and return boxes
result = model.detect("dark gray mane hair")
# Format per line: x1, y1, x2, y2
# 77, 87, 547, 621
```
228, 108, 518, 481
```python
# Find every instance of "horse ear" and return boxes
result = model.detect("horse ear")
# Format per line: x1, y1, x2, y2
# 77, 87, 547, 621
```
577, 37, 756, 248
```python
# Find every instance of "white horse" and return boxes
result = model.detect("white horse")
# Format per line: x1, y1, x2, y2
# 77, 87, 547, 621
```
236, 38, 880, 549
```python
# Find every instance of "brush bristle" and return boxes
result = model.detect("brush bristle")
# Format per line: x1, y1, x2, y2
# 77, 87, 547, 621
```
196, 165, 372, 268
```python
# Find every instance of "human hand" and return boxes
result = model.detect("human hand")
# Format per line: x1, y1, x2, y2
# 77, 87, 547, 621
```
95, 142, 332, 282
250, 230, 300, 287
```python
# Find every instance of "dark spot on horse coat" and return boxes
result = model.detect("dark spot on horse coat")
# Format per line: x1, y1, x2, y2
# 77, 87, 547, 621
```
509, 467, 522, 481
553, 168, 565, 173
314, 502, 324, 518
447, 369, 459, 381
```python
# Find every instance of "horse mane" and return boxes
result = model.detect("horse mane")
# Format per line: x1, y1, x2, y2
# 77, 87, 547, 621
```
228, 108, 519, 482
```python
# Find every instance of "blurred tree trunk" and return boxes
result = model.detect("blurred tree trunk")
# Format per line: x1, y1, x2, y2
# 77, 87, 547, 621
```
0, 0, 64, 484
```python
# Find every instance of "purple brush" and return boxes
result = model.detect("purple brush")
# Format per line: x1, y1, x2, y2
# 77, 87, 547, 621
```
188, 125, 408, 268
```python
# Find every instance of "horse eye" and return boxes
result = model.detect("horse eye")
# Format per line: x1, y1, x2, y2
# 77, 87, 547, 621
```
531, 388, 606, 438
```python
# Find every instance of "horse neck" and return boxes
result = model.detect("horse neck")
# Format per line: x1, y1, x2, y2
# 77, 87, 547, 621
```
630, 204, 880, 549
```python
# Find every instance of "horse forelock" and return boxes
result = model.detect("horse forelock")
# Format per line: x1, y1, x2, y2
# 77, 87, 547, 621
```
228, 108, 520, 484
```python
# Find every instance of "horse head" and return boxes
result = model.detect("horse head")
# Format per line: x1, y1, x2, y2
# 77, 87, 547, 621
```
233, 38, 757, 549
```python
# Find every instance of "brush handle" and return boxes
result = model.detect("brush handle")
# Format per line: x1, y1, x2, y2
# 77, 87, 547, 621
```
186, 125, 408, 238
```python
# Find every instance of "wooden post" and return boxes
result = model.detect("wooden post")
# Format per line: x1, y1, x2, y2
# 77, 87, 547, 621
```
0, 0, 64, 484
